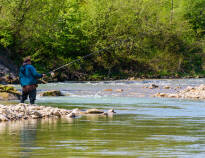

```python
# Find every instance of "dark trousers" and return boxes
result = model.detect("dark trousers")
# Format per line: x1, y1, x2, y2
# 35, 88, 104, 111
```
21, 89, 37, 104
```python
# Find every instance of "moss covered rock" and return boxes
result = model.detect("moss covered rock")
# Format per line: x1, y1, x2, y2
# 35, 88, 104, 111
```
0, 84, 20, 100
40, 90, 64, 96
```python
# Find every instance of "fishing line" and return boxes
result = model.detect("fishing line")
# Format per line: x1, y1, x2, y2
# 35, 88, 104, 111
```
48, 38, 131, 76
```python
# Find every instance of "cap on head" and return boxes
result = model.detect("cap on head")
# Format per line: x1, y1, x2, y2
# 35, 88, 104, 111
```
23, 56, 31, 63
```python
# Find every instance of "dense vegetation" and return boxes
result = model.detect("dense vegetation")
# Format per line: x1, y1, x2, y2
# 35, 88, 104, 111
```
0, 0, 205, 80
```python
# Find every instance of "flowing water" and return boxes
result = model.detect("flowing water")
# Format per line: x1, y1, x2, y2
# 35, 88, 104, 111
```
1, 79, 205, 157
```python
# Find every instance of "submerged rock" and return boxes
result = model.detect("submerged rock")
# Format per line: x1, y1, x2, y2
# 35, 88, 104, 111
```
40, 90, 64, 96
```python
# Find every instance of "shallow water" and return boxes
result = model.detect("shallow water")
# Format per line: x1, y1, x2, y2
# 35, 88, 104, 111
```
1, 79, 205, 157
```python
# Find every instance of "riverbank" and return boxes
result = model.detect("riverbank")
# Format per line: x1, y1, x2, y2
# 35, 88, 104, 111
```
1, 72, 205, 84
1, 53, 205, 84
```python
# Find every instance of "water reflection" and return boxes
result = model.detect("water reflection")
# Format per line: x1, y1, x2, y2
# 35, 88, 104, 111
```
20, 120, 37, 158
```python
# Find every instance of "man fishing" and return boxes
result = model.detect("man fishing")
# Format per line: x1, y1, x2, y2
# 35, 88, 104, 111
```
19, 56, 45, 104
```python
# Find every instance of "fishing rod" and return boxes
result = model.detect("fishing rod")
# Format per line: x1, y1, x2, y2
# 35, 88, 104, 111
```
47, 38, 131, 77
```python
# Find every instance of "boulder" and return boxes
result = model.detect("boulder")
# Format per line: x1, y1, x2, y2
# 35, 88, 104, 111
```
86, 109, 104, 114
0, 92, 20, 100
0, 84, 20, 100
40, 90, 64, 96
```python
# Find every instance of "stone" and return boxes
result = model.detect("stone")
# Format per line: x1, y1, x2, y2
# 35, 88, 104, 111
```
198, 84, 205, 90
0, 114, 8, 121
108, 108, 116, 113
40, 90, 64, 96
128, 77, 135, 81
168, 94, 178, 98
104, 89, 113, 92
53, 111, 61, 117
154, 93, 167, 97
31, 115, 40, 119
66, 112, 75, 118
115, 89, 123, 92
145, 84, 159, 89
33, 111, 42, 118
163, 86, 170, 89
151, 84, 159, 89
0, 84, 21, 100
86, 109, 104, 114
186, 86, 195, 91
0, 92, 20, 100
72, 108, 80, 114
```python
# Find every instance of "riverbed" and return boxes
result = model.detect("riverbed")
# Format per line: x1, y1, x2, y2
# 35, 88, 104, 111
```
1, 79, 205, 157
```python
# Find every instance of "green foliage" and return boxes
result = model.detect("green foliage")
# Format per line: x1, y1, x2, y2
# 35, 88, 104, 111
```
183, 0, 205, 37
0, 0, 204, 80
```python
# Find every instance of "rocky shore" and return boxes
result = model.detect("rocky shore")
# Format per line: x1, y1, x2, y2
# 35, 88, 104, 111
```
154, 84, 205, 99
0, 103, 115, 122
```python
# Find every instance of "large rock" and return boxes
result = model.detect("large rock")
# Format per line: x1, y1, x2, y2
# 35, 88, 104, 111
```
0, 85, 20, 100
0, 92, 20, 100
40, 90, 64, 96
86, 109, 104, 114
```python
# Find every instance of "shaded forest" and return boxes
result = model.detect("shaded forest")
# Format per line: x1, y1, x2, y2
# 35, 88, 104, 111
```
0, 0, 205, 80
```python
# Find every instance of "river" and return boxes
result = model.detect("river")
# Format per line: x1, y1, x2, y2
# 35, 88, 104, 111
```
1, 79, 205, 157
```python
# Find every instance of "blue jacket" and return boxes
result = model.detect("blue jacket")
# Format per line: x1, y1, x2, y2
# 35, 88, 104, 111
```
19, 64, 43, 87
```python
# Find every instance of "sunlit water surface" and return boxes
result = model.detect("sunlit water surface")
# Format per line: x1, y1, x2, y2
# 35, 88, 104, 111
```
1, 79, 205, 157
